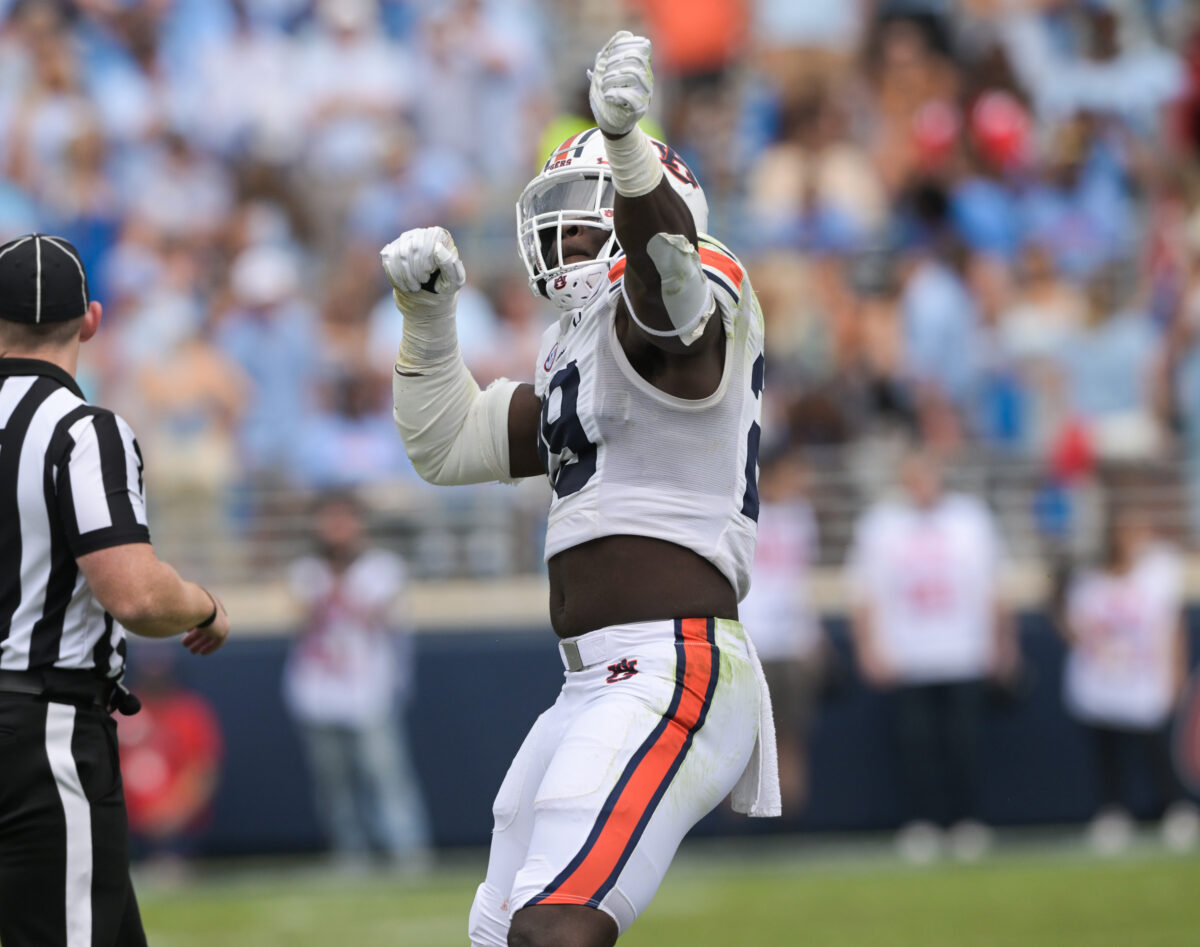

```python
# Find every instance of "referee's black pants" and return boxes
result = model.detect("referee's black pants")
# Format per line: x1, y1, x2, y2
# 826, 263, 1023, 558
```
0, 694, 147, 947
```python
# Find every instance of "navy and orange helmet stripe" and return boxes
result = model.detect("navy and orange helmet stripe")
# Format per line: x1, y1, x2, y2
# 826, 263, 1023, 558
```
528, 617, 720, 910
544, 127, 602, 171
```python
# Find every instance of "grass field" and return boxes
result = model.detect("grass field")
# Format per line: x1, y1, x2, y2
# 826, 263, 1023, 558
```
137, 834, 1200, 947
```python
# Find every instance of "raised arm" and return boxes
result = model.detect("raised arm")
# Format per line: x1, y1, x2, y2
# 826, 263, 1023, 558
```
382, 228, 543, 483
589, 32, 721, 358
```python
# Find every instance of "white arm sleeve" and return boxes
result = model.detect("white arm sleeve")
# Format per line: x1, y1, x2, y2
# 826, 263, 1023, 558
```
392, 350, 520, 486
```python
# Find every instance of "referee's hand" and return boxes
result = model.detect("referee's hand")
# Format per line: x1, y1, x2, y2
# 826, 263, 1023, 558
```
182, 597, 230, 656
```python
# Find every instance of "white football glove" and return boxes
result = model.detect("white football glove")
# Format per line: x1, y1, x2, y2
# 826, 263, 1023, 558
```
380, 226, 466, 319
588, 30, 653, 137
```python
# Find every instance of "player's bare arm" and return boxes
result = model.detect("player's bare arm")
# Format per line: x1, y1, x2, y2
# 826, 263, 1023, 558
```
507, 383, 545, 478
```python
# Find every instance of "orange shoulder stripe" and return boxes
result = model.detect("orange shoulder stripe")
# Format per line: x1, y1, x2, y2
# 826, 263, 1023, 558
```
698, 245, 744, 289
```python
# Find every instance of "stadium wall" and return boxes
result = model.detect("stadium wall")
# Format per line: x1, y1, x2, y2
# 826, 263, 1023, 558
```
146, 613, 1200, 856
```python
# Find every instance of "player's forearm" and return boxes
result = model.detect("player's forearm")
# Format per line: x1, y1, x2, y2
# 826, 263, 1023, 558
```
608, 140, 697, 257
590, 35, 715, 348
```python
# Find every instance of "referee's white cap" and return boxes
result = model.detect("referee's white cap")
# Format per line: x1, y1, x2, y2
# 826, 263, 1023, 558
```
0, 233, 90, 325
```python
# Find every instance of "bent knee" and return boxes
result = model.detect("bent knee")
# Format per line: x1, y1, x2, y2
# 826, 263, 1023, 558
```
508, 903, 618, 947
468, 882, 510, 947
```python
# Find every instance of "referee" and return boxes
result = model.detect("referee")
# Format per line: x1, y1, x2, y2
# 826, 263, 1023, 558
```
0, 233, 231, 947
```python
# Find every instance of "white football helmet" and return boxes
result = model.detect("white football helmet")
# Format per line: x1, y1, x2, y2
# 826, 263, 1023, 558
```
516, 127, 709, 311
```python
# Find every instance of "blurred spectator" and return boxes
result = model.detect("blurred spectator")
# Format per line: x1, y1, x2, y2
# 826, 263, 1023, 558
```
1162, 209, 1200, 533
1018, 117, 1137, 281
740, 447, 828, 819
803, 250, 920, 448
999, 241, 1086, 357
1000, 0, 1185, 134
464, 273, 554, 383
863, 11, 960, 196
294, 365, 413, 490
949, 91, 1032, 263
2, 13, 99, 206
283, 491, 431, 869
297, 0, 412, 183
410, 0, 549, 187
119, 643, 224, 878
1055, 260, 1162, 461
749, 0, 865, 118
898, 233, 982, 412
215, 242, 323, 480
745, 87, 886, 254
847, 446, 1017, 862
118, 130, 235, 246
347, 121, 480, 248
126, 278, 249, 565
1055, 506, 1199, 853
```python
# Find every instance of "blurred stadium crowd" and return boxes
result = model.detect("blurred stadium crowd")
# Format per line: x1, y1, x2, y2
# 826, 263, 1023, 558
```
3, 0, 1200, 580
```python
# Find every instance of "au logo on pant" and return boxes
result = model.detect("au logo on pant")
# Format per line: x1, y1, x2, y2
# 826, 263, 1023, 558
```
606, 659, 638, 683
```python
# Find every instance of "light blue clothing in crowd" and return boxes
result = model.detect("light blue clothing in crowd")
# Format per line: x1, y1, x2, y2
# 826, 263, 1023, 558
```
215, 301, 323, 476
902, 259, 981, 407
1057, 311, 1158, 420
299, 715, 431, 861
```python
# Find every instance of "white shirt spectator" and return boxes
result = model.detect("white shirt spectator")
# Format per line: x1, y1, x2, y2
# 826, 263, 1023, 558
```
1001, 9, 1184, 132
848, 493, 1001, 683
1064, 544, 1185, 730
741, 499, 822, 662
283, 549, 409, 727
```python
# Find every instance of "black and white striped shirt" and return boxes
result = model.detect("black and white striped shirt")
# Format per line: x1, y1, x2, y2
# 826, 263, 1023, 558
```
0, 358, 149, 677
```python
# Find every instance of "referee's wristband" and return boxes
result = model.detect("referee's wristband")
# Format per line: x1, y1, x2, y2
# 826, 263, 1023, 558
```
195, 589, 219, 629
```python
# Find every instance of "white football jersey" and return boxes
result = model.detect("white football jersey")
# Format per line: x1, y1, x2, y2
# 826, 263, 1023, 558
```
1063, 544, 1184, 729
533, 235, 765, 600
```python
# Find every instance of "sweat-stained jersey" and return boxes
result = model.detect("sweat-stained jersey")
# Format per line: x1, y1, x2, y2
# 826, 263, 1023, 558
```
533, 235, 765, 600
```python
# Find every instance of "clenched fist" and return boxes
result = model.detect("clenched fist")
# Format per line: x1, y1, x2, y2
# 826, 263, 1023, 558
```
381, 226, 466, 312
588, 30, 653, 138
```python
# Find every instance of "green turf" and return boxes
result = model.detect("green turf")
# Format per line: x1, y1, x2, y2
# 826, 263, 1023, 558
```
137, 839, 1200, 947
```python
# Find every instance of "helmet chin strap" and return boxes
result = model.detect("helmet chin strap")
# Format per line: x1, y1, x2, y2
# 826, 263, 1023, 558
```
545, 260, 609, 311
541, 230, 619, 311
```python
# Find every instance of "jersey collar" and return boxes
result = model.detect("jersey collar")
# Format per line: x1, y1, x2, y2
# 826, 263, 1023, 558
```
0, 357, 86, 399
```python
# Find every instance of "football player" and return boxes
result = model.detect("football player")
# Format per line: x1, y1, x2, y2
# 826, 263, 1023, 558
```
382, 31, 777, 947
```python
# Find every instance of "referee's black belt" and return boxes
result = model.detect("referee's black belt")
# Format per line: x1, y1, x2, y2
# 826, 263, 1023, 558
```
0, 668, 140, 715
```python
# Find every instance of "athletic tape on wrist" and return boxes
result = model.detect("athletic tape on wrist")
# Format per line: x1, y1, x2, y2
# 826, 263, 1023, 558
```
602, 127, 663, 198
393, 287, 460, 364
